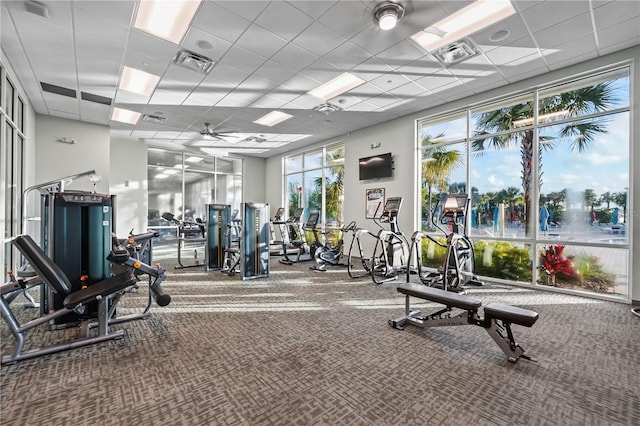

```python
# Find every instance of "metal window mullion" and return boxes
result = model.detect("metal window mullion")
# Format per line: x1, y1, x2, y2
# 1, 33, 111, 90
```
531, 90, 541, 287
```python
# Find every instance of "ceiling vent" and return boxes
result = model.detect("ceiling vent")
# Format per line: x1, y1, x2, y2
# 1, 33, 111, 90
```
40, 82, 76, 98
25, 1, 49, 18
142, 114, 166, 124
81, 92, 112, 106
313, 102, 342, 115
173, 49, 215, 74
432, 38, 481, 66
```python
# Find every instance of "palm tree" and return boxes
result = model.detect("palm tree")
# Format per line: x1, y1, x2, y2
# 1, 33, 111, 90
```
313, 147, 345, 224
472, 82, 617, 235
421, 138, 463, 229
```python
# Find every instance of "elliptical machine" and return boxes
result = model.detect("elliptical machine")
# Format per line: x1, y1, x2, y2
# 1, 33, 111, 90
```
310, 219, 357, 271
407, 193, 483, 292
370, 197, 409, 284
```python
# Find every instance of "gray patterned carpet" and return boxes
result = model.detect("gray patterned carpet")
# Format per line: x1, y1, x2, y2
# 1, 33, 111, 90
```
1, 255, 639, 425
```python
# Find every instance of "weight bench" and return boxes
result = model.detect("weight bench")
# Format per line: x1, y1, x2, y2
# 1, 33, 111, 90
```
389, 283, 538, 362
0, 234, 137, 365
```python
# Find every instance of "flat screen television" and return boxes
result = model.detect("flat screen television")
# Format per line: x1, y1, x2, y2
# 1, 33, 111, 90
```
359, 152, 393, 180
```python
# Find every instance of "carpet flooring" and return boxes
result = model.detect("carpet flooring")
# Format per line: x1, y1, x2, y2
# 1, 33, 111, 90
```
1, 255, 639, 425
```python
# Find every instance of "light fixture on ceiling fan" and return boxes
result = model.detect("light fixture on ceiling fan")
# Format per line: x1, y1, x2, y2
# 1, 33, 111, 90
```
373, 1, 405, 31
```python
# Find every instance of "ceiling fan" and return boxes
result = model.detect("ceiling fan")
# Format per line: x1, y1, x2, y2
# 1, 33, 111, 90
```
198, 122, 237, 141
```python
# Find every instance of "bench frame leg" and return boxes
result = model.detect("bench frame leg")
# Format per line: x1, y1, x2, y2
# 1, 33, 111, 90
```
485, 319, 536, 363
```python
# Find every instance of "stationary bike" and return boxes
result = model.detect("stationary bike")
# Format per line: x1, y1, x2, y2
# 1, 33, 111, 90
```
310, 219, 357, 271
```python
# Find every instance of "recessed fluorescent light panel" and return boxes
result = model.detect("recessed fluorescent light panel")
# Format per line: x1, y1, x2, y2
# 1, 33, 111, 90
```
111, 107, 141, 125
120, 66, 160, 96
308, 72, 366, 101
253, 111, 293, 127
185, 156, 204, 163
134, 0, 202, 44
411, 0, 515, 52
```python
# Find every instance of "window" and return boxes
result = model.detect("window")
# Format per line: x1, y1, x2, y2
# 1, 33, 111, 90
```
417, 67, 631, 300
283, 143, 345, 226
147, 149, 243, 246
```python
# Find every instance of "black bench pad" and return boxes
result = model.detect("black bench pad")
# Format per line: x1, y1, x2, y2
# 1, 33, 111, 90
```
397, 283, 482, 311
63, 272, 137, 309
484, 303, 538, 327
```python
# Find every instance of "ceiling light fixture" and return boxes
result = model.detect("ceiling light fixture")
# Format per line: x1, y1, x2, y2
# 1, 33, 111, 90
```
134, 0, 202, 44
120, 66, 160, 96
373, 1, 405, 31
411, 0, 515, 52
308, 72, 366, 101
111, 107, 141, 125
253, 111, 294, 127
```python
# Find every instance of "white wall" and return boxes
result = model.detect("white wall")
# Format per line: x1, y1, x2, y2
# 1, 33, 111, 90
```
242, 155, 267, 204
109, 136, 148, 235
35, 114, 110, 193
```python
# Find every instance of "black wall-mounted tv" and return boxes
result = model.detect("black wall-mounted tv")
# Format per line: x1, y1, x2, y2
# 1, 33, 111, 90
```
359, 152, 393, 180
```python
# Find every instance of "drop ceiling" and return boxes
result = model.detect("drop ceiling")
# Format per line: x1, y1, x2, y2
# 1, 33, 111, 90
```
1, 0, 639, 158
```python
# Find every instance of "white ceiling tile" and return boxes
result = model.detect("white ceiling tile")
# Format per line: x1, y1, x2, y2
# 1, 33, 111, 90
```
236, 24, 288, 58
192, 2, 253, 44
520, 0, 591, 33
349, 25, 408, 57
484, 44, 544, 66
181, 27, 232, 63
182, 88, 229, 107
289, 1, 337, 19
300, 59, 342, 84
593, 1, 640, 29
292, 22, 346, 57
597, 17, 640, 51
541, 34, 600, 67
321, 41, 370, 70
414, 72, 459, 92
370, 73, 411, 93
205, 63, 251, 87
375, 39, 427, 70
281, 73, 322, 92
317, 2, 370, 39
351, 57, 394, 85
469, 14, 530, 53
218, 45, 267, 74
388, 81, 430, 99
532, 13, 593, 49
254, 2, 314, 41
217, 1, 269, 22
271, 44, 318, 70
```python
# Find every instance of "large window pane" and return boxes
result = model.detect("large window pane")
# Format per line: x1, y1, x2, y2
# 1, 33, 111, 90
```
421, 142, 467, 231
304, 151, 322, 169
286, 173, 302, 216
471, 93, 534, 132
537, 244, 628, 298
538, 68, 630, 126
538, 112, 629, 244
419, 112, 467, 146
285, 154, 302, 173
469, 139, 531, 238
303, 169, 322, 222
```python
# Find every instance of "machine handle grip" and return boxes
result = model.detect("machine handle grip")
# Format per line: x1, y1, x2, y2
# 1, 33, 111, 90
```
150, 282, 171, 307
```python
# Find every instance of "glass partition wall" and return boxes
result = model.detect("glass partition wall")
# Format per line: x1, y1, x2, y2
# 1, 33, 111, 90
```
147, 148, 242, 246
418, 66, 631, 300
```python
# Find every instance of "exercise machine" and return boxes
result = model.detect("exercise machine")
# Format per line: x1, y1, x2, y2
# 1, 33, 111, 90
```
1, 234, 137, 364
345, 203, 384, 279
310, 220, 356, 271
407, 193, 483, 292
370, 197, 409, 284
161, 212, 206, 269
205, 204, 231, 271
40, 190, 115, 327
108, 230, 171, 313
277, 208, 314, 265
240, 202, 270, 280
389, 283, 539, 363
